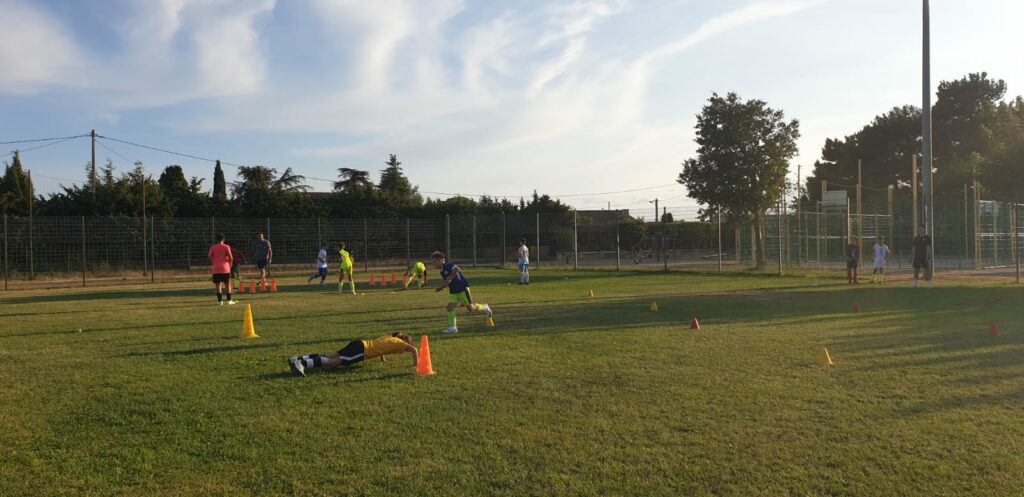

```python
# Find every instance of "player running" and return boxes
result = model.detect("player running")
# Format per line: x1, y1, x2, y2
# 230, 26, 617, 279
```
845, 238, 860, 284
517, 238, 530, 285
400, 261, 429, 290
208, 233, 237, 306
287, 332, 418, 377
337, 241, 356, 294
431, 250, 493, 334
307, 243, 330, 285
870, 236, 891, 283
911, 224, 933, 289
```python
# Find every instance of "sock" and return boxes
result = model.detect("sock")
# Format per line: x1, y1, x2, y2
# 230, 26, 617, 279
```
302, 354, 323, 368
448, 311, 457, 328
349, 281, 356, 294
338, 282, 343, 291
475, 304, 489, 314
216, 293, 223, 302
927, 281, 932, 289
913, 280, 918, 288
226, 293, 232, 301
525, 272, 529, 283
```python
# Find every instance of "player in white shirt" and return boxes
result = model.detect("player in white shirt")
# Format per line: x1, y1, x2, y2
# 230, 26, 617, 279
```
517, 238, 530, 285
870, 236, 891, 283
307, 243, 330, 285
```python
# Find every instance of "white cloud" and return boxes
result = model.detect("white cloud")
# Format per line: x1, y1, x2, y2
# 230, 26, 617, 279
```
0, 0, 82, 94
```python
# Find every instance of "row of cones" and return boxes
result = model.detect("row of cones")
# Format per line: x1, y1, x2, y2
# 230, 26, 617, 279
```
368, 273, 399, 286
237, 279, 277, 294
240, 302, 439, 376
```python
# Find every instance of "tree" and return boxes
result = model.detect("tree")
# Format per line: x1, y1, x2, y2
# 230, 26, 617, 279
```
212, 160, 227, 202
678, 92, 800, 268
231, 165, 311, 217
333, 168, 373, 194
660, 212, 674, 223
0, 151, 33, 215
377, 154, 422, 215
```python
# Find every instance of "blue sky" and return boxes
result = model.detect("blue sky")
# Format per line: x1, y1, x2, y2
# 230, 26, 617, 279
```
1, 0, 1021, 218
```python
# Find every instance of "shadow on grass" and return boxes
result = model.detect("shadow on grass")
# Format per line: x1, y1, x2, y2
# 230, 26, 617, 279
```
254, 368, 410, 384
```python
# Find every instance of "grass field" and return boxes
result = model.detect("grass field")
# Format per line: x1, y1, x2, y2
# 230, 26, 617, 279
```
2, 269, 1023, 496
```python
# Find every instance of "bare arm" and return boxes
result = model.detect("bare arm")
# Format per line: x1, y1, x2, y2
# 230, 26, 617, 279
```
436, 266, 460, 292
407, 345, 418, 366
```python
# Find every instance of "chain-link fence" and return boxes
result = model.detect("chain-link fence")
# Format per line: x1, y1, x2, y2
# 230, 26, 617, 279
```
2, 199, 1021, 289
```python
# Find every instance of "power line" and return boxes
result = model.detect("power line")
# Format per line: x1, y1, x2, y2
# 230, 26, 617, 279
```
3, 135, 85, 158
0, 134, 89, 145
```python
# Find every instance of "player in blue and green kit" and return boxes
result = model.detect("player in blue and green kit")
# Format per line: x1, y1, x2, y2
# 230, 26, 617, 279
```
337, 242, 356, 295
431, 251, 492, 334
399, 261, 428, 290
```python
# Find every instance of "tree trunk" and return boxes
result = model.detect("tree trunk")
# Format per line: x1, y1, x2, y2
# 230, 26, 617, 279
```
754, 211, 767, 268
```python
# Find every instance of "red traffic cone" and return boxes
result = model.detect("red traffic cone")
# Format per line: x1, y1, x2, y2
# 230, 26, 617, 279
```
270, 279, 278, 292
852, 303, 861, 313
380, 273, 387, 287
237, 280, 246, 293
690, 318, 701, 330
369, 274, 376, 286
989, 324, 1000, 337
250, 280, 256, 293
391, 272, 397, 285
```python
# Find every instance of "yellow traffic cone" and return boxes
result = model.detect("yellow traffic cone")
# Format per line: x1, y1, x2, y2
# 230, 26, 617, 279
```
587, 289, 594, 298
650, 302, 658, 312
485, 316, 495, 327
818, 347, 832, 365
241, 304, 259, 339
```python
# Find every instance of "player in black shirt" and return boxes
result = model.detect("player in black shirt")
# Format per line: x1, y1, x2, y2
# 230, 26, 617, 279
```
910, 224, 932, 289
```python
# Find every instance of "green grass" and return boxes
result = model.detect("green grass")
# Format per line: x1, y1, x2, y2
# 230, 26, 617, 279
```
2, 269, 1023, 496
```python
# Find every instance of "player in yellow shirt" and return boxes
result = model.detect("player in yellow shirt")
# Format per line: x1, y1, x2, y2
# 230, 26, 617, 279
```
337, 241, 356, 295
288, 333, 418, 377
399, 261, 429, 290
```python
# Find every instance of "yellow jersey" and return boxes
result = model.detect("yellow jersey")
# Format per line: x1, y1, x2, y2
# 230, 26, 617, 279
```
411, 262, 426, 275
362, 336, 410, 359
339, 249, 353, 268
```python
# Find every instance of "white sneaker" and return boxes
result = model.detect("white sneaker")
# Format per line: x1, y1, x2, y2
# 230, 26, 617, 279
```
442, 327, 459, 334
483, 304, 493, 318
288, 357, 306, 377
226, 300, 238, 305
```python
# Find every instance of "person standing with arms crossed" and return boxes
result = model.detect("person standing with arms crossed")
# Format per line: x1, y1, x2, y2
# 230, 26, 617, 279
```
252, 232, 272, 289
337, 242, 356, 295
870, 236, 891, 284
911, 224, 933, 289
209, 234, 237, 306
517, 238, 530, 285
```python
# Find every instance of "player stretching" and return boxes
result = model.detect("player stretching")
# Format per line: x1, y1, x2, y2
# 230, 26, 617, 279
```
517, 238, 530, 285
911, 224, 932, 289
845, 238, 860, 284
337, 242, 356, 294
307, 243, 329, 285
431, 251, 493, 334
208, 234, 237, 306
288, 332, 418, 377
400, 261, 429, 290
870, 236, 890, 283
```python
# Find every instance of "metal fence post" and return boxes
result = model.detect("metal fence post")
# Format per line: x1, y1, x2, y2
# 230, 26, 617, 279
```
444, 214, 451, 260
406, 218, 411, 265
2, 214, 6, 290
499, 211, 505, 268
28, 210, 34, 281
1014, 204, 1020, 284
718, 207, 723, 272
778, 201, 783, 275
363, 218, 369, 273
536, 212, 540, 270
266, 217, 271, 241
142, 215, 148, 276
211, 217, 215, 243
472, 215, 477, 268
150, 216, 156, 284
615, 219, 621, 271
573, 209, 578, 270
81, 216, 86, 287
317, 217, 322, 248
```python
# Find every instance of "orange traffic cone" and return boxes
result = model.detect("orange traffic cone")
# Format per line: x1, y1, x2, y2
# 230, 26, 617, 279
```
240, 304, 259, 339
369, 274, 376, 286
250, 280, 256, 293
260, 280, 267, 292
381, 273, 387, 287
690, 318, 701, 330
270, 279, 278, 292
416, 335, 436, 376
237, 280, 246, 293
391, 272, 397, 285
989, 324, 1000, 337
852, 303, 861, 313
819, 347, 833, 365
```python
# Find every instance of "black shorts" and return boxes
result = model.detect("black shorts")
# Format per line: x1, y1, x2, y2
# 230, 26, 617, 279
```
257, 259, 269, 270
847, 259, 858, 269
336, 340, 366, 366
913, 260, 930, 270
212, 273, 231, 284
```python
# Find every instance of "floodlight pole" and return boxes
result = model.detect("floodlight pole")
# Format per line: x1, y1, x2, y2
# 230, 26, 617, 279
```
922, 0, 936, 275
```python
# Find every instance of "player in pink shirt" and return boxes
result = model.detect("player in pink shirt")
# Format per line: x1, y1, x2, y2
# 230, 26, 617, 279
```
208, 233, 237, 306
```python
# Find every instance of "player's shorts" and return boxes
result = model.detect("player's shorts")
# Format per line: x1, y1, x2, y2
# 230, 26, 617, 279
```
339, 264, 353, 274
257, 259, 269, 270
335, 340, 366, 366
846, 259, 858, 269
316, 267, 328, 277
873, 258, 886, 269
212, 273, 231, 284
913, 259, 930, 270
518, 262, 529, 271
448, 289, 473, 305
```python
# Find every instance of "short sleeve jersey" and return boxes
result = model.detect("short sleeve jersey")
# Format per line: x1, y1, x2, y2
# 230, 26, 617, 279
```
316, 249, 328, 269
440, 262, 470, 294
913, 235, 931, 261
518, 245, 530, 264
209, 244, 232, 274
411, 262, 426, 275
339, 249, 353, 268
253, 240, 271, 260
873, 243, 888, 260
362, 336, 409, 359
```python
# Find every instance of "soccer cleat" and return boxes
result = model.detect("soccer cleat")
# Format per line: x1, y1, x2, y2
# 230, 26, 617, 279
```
483, 304, 493, 318
307, 275, 314, 283
226, 300, 238, 305
288, 357, 306, 377
442, 327, 459, 334
217, 301, 224, 306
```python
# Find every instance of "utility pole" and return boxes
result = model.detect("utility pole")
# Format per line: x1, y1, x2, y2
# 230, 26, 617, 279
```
922, 0, 936, 275
91, 129, 97, 203
650, 199, 659, 222
797, 164, 802, 265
